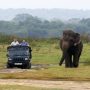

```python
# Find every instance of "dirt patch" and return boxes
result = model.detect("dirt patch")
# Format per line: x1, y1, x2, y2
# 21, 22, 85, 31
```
0, 64, 50, 73
0, 79, 90, 90
0, 69, 27, 73
0, 64, 57, 73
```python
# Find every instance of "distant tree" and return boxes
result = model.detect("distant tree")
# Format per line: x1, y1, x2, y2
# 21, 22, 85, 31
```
0, 14, 90, 38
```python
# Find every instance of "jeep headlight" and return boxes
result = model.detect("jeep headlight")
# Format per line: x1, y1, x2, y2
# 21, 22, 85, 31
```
25, 58, 28, 60
8, 58, 12, 60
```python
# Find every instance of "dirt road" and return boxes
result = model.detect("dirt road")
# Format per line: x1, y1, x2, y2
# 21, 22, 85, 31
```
0, 79, 90, 90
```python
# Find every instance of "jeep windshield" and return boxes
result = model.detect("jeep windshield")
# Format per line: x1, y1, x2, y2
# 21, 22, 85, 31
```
7, 46, 30, 56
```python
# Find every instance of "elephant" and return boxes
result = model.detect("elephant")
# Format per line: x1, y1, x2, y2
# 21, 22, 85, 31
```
59, 30, 83, 68
59, 30, 75, 67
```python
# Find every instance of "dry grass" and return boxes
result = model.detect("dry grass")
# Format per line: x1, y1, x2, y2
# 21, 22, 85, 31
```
0, 65, 90, 81
0, 85, 61, 90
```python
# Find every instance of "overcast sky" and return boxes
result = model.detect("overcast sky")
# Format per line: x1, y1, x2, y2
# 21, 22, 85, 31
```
0, 0, 90, 10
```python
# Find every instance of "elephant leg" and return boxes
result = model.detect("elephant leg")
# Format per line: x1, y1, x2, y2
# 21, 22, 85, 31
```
73, 53, 79, 67
59, 53, 65, 66
69, 54, 73, 67
65, 53, 72, 68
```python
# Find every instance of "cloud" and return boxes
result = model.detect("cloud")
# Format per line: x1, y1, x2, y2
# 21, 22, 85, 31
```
0, 0, 89, 10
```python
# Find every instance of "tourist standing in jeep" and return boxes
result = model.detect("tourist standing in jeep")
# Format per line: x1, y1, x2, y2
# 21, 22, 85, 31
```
10, 39, 19, 46
20, 40, 29, 46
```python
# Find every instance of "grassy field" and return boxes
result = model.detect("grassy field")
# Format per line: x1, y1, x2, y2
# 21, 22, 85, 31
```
0, 42, 90, 65
0, 41, 90, 80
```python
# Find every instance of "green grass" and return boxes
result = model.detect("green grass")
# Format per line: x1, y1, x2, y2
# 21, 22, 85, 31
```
80, 43, 90, 63
32, 43, 60, 64
0, 85, 61, 90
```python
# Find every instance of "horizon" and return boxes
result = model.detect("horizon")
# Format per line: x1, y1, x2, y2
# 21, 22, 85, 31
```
0, 8, 90, 11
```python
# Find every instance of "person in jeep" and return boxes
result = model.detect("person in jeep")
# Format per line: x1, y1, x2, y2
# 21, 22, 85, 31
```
20, 40, 29, 46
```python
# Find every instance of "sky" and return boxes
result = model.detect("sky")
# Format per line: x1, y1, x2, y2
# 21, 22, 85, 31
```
0, 0, 90, 10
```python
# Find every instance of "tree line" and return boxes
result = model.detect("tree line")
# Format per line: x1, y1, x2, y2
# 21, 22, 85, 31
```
0, 14, 90, 38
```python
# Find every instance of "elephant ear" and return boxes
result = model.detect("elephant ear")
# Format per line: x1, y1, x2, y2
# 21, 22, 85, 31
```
74, 33, 81, 46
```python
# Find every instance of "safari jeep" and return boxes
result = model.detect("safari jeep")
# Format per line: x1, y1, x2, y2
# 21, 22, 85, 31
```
6, 45, 32, 69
